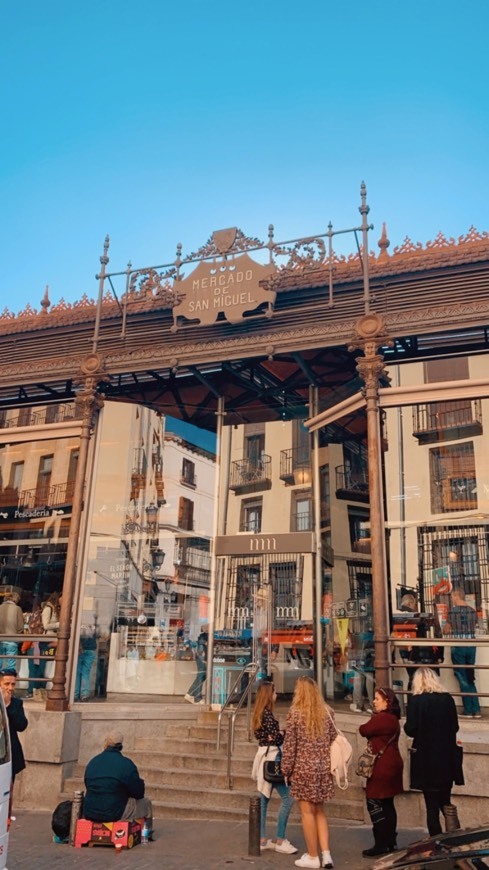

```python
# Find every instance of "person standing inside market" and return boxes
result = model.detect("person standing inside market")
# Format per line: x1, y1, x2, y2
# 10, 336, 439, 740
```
0, 593, 24, 672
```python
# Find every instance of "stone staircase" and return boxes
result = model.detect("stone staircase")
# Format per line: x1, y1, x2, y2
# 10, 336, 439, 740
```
62, 709, 365, 822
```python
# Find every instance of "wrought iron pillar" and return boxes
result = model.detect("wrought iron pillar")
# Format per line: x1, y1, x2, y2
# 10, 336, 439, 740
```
350, 313, 393, 688
46, 353, 108, 711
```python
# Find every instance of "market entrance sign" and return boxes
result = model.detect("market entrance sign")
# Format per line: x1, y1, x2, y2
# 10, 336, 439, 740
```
172, 251, 276, 330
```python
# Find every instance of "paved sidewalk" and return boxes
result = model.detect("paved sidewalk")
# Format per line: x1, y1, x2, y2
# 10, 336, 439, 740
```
7, 812, 425, 869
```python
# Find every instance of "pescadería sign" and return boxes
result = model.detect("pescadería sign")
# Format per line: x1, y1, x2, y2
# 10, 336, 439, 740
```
172, 252, 277, 330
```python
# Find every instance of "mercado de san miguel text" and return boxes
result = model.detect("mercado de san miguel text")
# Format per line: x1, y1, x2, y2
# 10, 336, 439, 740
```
1, 184, 489, 755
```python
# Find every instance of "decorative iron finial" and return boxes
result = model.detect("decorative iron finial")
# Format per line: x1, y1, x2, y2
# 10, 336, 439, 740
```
378, 222, 390, 260
359, 181, 369, 218
40, 285, 51, 314
100, 235, 110, 268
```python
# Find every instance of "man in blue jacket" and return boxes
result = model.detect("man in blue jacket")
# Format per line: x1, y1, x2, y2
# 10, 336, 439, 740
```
83, 731, 153, 829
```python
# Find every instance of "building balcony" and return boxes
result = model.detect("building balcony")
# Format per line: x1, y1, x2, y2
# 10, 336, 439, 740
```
351, 536, 372, 554
413, 399, 483, 443
0, 402, 81, 430
18, 480, 76, 510
335, 465, 369, 502
229, 455, 272, 493
292, 511, 314, 532
239, 519, 262, 533
279, 448, 312, 485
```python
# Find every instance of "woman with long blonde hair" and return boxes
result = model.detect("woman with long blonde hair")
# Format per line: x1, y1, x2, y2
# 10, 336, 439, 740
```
281, 677, 336, 869
251, 681, 297, 855
404, 667, 461, 836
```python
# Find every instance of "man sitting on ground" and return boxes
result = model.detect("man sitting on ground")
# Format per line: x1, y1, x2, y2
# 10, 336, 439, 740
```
83, 730, 153, 833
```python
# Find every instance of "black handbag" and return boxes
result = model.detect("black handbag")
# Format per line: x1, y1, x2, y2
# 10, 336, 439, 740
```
263, 749, 285, 785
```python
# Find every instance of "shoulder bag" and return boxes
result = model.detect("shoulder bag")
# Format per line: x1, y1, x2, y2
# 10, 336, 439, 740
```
355, 728, 399, 779
326, 707, 353, 791
263, 747, 285, 785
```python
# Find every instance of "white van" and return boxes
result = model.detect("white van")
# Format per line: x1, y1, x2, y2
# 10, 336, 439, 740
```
0, 692, 12, 870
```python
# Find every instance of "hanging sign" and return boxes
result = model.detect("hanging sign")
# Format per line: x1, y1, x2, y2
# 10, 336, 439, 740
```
172, 251, 276, 330
337, 618, 350, 655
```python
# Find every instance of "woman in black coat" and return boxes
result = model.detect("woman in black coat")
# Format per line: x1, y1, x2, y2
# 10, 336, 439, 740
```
404, 667, 461, 836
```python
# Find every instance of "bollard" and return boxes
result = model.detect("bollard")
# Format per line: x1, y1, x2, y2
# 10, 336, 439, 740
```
442, 803, 461, 832
69, 789, 84, 845
248, 795, 261, 856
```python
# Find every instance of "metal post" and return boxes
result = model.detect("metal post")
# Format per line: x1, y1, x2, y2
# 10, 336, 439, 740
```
311, 386, 325, 696
350, 313, 393, 688
46, 356, 107, 711
69, 789, 84, 845
205, 396, 225, 705
248, 795, 261, 856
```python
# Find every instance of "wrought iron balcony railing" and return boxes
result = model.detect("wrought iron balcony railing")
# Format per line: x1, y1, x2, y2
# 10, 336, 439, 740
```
292, 510, 314, 532
335, 465, 369, 502
0, 402, 81, 430
279, 447, 312, 485
229, 454, 272, 492
18, 480, 76, 510
413, 399, 482, 442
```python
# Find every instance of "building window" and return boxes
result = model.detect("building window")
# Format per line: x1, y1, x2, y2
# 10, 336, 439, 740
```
178, 496, 194, 531
245, 433, 265, 464
240, 498, 262, 532
17, 407, 31, 427
36, 454, 53, 505
9, 461, 24, 492
347, 559, 373, 601
430, 442, 477, 513
319, 465, 330, 526
348, 507, 371, 553
181, 458, 196, 488
270, 560, 302, 623
292, 492, 313, 532
419, 524, 489, 629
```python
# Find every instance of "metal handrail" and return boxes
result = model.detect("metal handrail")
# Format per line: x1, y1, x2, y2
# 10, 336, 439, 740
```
216, 661, 259, 790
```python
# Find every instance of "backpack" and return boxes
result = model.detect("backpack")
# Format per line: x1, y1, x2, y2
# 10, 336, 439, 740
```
28, 607, 44, 634
327, 708, 353, 790
51, 800, 72, 841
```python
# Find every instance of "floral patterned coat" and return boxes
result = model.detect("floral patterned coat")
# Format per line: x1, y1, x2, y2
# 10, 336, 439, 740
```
281, 706, 336, 803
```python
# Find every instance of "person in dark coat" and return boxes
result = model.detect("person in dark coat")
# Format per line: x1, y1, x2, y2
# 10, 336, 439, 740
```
358, 687, 403, 857
0, 669, 28, 781
404, 667, 460, 836
83, 731, 153, 828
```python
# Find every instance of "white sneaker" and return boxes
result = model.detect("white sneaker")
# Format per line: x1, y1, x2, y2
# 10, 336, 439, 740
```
350, 703, 363, 713
261, 839, 276, 851
275, 839, 298, 854
184, 693, 195, 704
322, 849, 334, 868
295, 854, 321, 869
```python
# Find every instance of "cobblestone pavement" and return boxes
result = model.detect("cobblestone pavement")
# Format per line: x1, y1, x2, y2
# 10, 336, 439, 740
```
6, 812, 426, 870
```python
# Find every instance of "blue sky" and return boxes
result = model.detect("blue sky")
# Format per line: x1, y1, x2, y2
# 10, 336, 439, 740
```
1, 0, 488, 317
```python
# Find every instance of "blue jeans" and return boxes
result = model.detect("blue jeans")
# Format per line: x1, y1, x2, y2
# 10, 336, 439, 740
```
0, 641, 19, 672
260, 782, 294, 840
28, 653, 46, 694
451, 646, 481, 714
187, 658, 206, 701
75, 649, 96, 700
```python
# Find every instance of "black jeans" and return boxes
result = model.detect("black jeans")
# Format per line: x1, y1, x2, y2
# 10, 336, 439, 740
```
366, 797, 397, 848
423, 788, 451, 836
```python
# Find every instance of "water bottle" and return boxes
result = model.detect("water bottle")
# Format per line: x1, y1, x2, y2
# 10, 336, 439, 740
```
141, 820, 150, 845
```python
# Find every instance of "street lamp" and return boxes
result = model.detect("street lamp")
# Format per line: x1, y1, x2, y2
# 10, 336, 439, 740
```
145, 502, 159, 533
